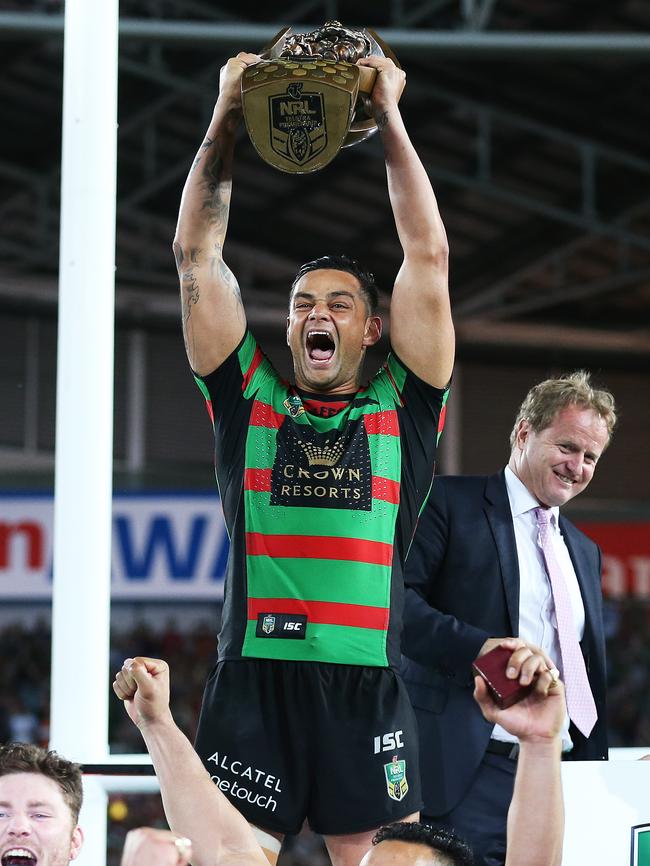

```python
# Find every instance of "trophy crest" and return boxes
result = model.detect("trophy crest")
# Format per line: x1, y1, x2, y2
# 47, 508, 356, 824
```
241, 21, 400, 174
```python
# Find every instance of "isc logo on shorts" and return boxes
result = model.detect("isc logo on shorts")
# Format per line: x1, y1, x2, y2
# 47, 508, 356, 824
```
373, 730, 404, 754
255, 612, 307, 639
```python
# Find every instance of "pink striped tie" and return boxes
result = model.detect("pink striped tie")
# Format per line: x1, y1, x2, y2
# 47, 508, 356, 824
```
535, 507, 597, 738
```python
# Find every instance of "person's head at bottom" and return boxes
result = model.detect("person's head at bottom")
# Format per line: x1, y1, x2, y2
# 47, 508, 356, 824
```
361, 822, 474, 866
0, 743, 84, 866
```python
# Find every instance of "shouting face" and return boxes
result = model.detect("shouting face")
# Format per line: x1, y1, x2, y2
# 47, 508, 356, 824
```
509, 404, 609, 508
287, 268, 381, 394
0, 773, 83, 866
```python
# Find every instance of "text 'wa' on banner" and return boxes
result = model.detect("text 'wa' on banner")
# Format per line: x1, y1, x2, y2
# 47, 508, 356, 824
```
0, 493, 229, 600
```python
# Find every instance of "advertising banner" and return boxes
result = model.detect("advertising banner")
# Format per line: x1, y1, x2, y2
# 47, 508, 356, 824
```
0, 493, 229, 600
1, 494, 648, 600
578, 521, 650, 598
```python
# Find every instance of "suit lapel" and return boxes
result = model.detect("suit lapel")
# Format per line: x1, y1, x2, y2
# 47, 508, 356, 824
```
483, 472, 520, 634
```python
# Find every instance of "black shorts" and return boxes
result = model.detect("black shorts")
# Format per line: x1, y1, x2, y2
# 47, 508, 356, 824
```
194, 659, 422, 836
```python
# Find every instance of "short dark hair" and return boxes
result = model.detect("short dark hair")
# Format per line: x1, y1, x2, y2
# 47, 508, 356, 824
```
373, 822, 474, 866
0, 742, 83, 824
291, 254, 379, 314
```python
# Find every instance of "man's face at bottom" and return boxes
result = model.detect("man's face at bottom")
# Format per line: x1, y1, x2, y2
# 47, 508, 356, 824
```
360, 840, 446, 866
0, 773, 83, 866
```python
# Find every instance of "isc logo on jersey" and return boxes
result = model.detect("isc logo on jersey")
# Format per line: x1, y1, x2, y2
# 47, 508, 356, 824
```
255, 612, 308, 639
283, 621, 303, 632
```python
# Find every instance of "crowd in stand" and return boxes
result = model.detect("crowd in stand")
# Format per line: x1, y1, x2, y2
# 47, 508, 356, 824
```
0, 601, 647, 865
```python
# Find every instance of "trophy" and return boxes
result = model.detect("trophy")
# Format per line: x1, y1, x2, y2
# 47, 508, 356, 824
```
241, 21, 400, 174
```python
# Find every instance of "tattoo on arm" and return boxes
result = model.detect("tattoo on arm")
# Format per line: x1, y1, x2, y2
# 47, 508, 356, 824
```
200, 148, 231, 233
189, 136, 216, 175
375, 110, 389, 131
219, 257, 242, 306
174, 241, 201, 317
179, 261, 200, 361
175, 112, 245, 356
182, 267, 200, 317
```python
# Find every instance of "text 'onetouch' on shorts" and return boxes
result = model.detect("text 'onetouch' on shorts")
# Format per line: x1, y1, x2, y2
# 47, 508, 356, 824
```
194, 659, 422, 835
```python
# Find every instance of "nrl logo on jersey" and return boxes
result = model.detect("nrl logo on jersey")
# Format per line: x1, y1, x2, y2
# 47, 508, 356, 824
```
384, 756, 408, 802
631, 823, 650, 865
262, 615, 276, 634
283, 395, 305, 418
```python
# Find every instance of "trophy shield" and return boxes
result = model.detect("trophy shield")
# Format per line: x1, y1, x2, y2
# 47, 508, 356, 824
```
241, 21, 400, 174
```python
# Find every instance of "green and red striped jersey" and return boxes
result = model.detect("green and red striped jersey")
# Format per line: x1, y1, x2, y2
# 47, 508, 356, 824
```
195, 331, 449, 669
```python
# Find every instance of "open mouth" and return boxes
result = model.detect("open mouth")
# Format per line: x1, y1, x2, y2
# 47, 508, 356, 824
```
306, 330, 335, 362
2, 849, 37, 866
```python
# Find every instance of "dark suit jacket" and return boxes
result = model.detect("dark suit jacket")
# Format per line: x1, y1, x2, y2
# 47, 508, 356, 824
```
401, 470, 608, 816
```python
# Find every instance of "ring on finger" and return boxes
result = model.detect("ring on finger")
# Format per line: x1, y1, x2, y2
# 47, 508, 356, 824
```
548, 667, 560, 688
174, 837, 192, 860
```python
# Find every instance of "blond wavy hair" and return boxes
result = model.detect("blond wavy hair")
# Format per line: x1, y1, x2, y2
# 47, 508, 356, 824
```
509, 371, 617, 449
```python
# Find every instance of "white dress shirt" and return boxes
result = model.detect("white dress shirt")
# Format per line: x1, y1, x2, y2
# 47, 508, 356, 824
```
490, 466, 586, 752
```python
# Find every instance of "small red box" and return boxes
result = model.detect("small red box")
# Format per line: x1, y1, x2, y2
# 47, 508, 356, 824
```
472, 645, 534, 709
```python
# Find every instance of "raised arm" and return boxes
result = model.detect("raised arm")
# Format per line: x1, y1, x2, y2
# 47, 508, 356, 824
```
358, 57, 454, 389
173, 53, 260, 376
113, 657, 268, 866
475, 672, 565, 866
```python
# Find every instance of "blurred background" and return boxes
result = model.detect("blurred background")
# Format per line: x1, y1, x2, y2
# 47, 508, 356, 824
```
1, 1, 649, 863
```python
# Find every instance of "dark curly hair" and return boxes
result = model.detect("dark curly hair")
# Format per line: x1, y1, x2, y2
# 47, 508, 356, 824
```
291, 254, 379, 314
372, 821, 474, 866
0, 742, 83, 823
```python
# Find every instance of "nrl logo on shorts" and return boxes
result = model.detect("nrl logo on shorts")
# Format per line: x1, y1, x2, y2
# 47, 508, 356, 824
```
384, 755, 408, 802
631, 823, 650, 865
270, 83, 327, 167
262, 614, 276, 634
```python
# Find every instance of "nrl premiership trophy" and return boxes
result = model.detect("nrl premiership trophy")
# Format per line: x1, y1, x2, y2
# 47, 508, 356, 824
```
241, 21, 400, 174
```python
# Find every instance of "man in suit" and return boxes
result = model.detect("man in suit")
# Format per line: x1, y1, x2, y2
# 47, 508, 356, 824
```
401, 370, 617, 866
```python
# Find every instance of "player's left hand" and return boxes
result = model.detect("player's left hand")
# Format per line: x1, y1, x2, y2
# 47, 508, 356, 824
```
356, 56, 405, 113
474, 671, 565, 743
120, 828, 192, 866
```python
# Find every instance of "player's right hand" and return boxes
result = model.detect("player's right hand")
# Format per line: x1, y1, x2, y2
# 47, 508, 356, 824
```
112, 656, 173, 729
218, 52, 262, 109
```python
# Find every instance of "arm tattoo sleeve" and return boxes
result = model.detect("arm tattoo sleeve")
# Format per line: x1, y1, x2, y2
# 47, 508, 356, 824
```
375, 110, 389, 131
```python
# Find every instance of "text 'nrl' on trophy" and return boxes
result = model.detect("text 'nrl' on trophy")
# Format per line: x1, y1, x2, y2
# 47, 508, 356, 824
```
241, 21, 400, 174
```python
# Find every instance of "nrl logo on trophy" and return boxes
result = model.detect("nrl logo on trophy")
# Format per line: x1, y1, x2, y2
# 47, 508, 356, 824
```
269, 81, 326, 167
241, 21, 400, 173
